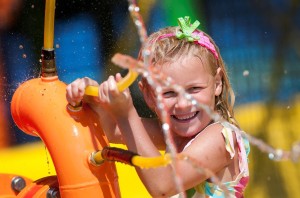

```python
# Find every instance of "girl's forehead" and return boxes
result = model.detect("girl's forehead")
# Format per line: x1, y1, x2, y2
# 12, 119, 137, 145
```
162, 55, 209, 72
159, 56, 213, 84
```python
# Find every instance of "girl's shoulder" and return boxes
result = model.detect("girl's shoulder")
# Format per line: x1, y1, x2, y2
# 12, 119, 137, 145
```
200, 121, 244, 142
182, 122, 235, 175
201, 121, 241, 135
192, 121, 226, 142
183, 122, 229, 154
185, 121, 242, 153
207, 121, 250, 163
200, 121, 249, 158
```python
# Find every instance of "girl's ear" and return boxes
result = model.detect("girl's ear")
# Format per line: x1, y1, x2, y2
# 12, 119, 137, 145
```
138, 81, 156, 110
215, 67, 223, 96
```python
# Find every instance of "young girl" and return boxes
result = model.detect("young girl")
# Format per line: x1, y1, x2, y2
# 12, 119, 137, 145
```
66, 17, 250, 198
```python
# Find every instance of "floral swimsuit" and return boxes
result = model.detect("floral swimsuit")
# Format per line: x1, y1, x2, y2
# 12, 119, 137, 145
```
172, 121, 250, 198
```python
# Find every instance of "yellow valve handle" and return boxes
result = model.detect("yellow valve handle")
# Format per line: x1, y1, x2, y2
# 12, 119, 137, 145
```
131, 155, 171, 169
90, 147, 172, 169
85, 70, 138, 96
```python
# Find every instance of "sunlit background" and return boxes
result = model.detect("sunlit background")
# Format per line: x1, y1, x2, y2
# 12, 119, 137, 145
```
0, 0, 300, 197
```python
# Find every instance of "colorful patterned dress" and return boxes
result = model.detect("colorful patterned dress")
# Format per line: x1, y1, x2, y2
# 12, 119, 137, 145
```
172, 122, 250, 198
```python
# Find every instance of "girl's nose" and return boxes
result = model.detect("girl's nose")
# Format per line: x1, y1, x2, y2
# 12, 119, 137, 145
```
175, 94, 192, 109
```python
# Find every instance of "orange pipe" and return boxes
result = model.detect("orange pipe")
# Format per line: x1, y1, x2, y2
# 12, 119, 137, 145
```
11, 76, 120, 198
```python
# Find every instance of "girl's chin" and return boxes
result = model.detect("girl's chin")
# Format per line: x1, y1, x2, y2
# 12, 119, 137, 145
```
173, 129, 200, 138
172, 122, 211, 138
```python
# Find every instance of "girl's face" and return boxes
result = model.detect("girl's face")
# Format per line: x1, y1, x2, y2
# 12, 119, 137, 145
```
151, 56, 222, 138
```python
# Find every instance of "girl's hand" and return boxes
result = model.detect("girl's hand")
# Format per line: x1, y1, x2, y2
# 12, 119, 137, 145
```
98, 73, 134, 118
66, 77, 99, 106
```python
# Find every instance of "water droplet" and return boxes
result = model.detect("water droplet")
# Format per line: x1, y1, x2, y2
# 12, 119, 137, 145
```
19, 45, 24, 49
243, 70, 249, 76
143, 49, 151, 56
135, 21, 142, 27
162, 123, 169, 131
31, 4, 35, 9
184, 93, 192, 100
22, 54, 27, 59
128, 5, 134, 11
55, 44, 60, 48
155, 86, 162, 93
269, 150, 283, 161
158, 103, 164, 110
191, 99, 197, 105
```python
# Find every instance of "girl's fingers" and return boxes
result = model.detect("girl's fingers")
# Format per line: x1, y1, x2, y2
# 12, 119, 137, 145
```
66, 79, 80, 105
115, 73, 130, 98
66, 77, 100, 106
83, 77, 99, 87
115, 73, 122, 82
99, 81, 108, 103
108, 75, 119, 97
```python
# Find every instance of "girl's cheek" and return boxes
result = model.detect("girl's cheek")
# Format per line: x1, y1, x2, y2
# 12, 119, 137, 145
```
163, 98, 177, 108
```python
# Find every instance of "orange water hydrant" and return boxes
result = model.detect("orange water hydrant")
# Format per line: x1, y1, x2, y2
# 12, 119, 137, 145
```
11, 49, 120, 198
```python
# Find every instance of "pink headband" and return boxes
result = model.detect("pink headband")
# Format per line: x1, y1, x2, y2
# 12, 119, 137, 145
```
156, 17, 219, 60
157, 31, 219, 60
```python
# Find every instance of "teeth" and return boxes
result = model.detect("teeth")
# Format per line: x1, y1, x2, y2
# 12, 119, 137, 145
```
173, 112, 197, 121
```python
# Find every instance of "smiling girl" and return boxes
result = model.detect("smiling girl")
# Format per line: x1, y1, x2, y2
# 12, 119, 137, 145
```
66, 17, 250, 198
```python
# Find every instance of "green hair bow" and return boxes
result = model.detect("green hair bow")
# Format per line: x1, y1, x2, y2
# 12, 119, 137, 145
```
176, 16, 201, 42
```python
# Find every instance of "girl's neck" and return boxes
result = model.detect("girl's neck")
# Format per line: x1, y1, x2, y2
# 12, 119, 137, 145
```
173, 120, 216, 152
175, 137, 192, 152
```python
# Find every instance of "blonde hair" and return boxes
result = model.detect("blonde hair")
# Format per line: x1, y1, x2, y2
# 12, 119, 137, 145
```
138, 26, 239, 127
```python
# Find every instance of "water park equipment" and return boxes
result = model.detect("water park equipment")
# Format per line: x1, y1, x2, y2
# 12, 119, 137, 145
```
8, 0, 119, 197
0, 0, 162, 197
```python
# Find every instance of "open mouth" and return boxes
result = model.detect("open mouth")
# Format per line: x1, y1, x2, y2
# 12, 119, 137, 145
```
171, 111, 199, 122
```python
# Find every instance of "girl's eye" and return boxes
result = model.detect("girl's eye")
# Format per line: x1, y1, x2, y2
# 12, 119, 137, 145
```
187, 87, 202, 94
163, 91, 177, 98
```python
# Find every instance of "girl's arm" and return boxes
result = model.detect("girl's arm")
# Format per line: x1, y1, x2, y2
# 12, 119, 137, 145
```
66, 76, 165, 147
96, 74, 166, 148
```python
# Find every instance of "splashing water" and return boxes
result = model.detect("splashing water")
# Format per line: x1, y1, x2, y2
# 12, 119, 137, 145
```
127, 0, 187, 196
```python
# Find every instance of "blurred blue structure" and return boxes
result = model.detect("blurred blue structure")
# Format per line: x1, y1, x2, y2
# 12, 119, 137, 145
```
55, 14, 103, 84
1, 32, 40, 143
205, 0, 300, 104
